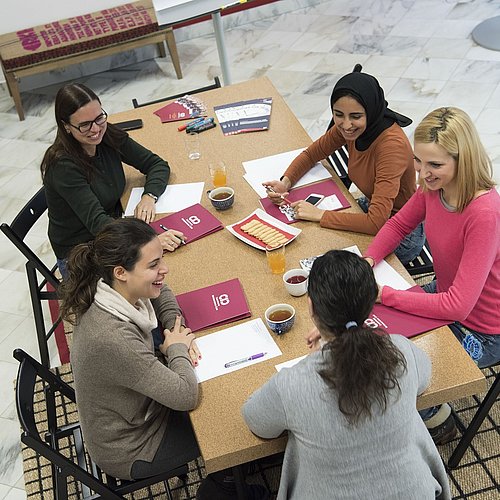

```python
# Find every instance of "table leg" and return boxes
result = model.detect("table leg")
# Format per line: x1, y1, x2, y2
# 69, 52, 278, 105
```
211, 11, 232, 85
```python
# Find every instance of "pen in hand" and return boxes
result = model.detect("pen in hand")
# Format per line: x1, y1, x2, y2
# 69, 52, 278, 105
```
159, 224, 186, 245
224, 352, 267, 368
265, 185, 293, 205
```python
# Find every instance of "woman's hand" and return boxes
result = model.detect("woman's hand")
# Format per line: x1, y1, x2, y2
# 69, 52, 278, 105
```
160, 316, 195, 355
376, 285, 383, 303
158, 229, 186, 252
305, 326, 321, 351
188, 340, 202, 367
263, 178, 291, 206
364, 257, 375, 268
291, 200, 324, 222
135, 194, 156, 223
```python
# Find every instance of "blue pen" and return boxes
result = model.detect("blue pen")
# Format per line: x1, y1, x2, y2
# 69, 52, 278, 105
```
159, 224, 186, 245
224, 352, 266, 368
187, 117, 215, 132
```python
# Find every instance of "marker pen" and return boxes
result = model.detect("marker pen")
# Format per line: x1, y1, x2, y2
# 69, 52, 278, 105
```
224, 352, 266, 368
178, 116, 204, 132
186, 117, 214, 132
192, 121, 217, 133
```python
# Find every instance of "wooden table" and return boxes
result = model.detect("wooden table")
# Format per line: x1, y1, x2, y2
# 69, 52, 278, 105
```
113, 76, 486, 475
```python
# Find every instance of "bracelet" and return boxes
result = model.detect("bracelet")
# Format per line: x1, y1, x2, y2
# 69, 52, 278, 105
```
144, 192, 158, 202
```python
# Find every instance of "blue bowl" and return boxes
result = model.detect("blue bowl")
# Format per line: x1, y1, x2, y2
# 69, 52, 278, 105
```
265, 303, 296, 335
208, 187, 234, 210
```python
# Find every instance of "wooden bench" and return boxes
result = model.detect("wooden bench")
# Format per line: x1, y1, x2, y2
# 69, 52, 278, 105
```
0, 0, 182, 120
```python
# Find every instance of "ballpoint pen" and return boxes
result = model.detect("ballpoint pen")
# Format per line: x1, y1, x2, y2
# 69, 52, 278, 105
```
264, 185, 293, 205
224, 352, 266, 368
159, 224, 186, 245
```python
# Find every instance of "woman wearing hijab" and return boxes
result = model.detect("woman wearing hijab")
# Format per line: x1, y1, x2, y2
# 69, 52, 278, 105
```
264, 66, 424, 264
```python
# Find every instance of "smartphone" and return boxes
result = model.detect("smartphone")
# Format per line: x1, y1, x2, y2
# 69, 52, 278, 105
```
304, 193, 325, 206
115, 119, 143, 131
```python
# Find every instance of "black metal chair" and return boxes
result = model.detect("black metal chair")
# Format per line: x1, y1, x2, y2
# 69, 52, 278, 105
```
448, 365, 500, 468
325, 144, 351, 189
14, 348, 194, 499
404, 240, 434, 278
132, 76, 221, 108
1, 187, 61, 367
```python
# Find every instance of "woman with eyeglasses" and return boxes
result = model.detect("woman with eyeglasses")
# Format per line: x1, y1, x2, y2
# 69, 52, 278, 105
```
41, 83, 185, 279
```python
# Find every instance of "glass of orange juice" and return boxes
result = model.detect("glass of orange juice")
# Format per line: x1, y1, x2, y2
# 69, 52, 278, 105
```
209, 161, 227, 188
266, 243, 286, 274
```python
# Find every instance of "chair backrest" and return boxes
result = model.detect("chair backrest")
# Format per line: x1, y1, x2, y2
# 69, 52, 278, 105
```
1, 186, 59, 289
132, 76, 221, 108
404, 240, 434, 277
13, 348, 125, 500
2, 186, 61, 367
325, 144, 350, 189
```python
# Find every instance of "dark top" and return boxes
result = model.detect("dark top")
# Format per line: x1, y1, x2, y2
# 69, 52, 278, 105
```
44, 136, 169, 258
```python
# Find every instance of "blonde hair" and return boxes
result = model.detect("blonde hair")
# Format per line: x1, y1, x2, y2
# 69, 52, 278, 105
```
414, 107, 494, 212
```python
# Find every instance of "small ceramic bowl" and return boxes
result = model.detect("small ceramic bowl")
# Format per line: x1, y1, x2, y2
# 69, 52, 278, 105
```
283, 269, 309, 297
264, 303, 296, 335
207, 187, 235, 210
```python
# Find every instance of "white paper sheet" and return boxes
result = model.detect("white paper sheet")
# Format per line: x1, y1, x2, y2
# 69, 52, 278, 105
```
124, 183, 205, 216
194, 318, 282, 382
275, 355, 307, 372
242, 148, 332, 198
317, 194, 342, 211
344, 245, 411, 290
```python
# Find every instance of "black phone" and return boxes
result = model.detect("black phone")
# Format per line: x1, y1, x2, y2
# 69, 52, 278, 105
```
304, 193, 325, 206
115, 119, 143, 131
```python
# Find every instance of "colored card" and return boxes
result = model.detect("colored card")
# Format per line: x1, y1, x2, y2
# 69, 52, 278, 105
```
260, 179, 351, 224
176, 278, 251, 333
366, 286, 450, 338
150, 203, 223, 244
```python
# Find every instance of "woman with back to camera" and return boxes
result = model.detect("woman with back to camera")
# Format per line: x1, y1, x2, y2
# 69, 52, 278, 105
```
364, 107, 500, 443
41, 83, 185, 278
264, 65, 424, 265
59, 218, 268, 499
243, 250, 450, 500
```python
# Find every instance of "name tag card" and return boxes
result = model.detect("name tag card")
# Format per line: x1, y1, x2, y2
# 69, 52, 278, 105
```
176, 278, 251, 332
260, 179, 351, 224
151, 203, 223, 244
366, 287, 449, 338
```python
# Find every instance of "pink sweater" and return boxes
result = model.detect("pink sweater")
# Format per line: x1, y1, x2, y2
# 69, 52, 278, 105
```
365, 188, 500, 334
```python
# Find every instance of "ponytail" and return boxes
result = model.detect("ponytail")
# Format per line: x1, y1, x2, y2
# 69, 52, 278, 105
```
58, 218, 158, 325
308, 250, 407, 426
58, 241, 100, 324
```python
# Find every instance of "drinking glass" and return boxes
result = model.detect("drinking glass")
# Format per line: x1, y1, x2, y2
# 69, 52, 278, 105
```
265, 243, 286, 274
209, 161, 227, 187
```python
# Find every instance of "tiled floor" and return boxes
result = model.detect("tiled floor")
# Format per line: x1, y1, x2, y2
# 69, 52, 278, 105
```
1, 0, 500, 497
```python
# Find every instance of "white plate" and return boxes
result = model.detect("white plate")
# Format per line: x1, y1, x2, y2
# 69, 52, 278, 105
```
226, 208, 301, 250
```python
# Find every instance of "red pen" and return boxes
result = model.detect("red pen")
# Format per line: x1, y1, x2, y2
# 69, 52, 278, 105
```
177, 116, 204, 132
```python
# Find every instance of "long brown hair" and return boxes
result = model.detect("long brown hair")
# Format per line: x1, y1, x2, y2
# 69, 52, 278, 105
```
308, 250, 407, 426
414, 107, 495, 211
40, 83, 127, 180
58, 218, 158, 324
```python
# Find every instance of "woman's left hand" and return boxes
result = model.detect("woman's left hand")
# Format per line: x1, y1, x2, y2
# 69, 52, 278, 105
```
291, 200, 324, 222
376, 285, 383, 303
135, 194, 156, 223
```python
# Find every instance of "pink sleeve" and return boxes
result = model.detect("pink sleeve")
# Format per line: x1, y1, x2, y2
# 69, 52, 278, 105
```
364, 189, 426, 263
382, 208, 498, 322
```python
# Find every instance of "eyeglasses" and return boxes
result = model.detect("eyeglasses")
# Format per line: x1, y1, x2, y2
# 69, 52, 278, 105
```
68, 110, 108, 133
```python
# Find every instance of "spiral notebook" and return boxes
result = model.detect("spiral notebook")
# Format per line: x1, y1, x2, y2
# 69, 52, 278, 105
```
150, 204, 223, 244
176, 278, 251, 332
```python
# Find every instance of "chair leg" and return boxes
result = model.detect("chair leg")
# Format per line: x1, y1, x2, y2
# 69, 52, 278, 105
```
448, 372, 500, 468
165, 29, 182, 79
5, 71, 25, 120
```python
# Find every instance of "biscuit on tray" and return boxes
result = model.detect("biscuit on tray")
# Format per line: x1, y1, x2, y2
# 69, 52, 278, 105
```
241, 219, 288, 247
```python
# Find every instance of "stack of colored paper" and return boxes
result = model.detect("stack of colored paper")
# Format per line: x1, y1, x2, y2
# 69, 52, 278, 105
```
153, 95, 207, 123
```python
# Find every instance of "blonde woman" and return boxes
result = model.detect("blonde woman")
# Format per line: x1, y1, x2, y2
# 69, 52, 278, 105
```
364, 107, 499, 443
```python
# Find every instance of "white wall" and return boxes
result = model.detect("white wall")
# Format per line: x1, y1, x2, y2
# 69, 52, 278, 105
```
0, 1, 127, 34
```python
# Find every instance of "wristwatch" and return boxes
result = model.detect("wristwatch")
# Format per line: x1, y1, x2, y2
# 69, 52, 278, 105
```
144, 192, 158, 202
